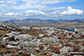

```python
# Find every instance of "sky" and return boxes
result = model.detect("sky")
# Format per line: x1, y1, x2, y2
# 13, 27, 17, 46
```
0, 0, 84, 21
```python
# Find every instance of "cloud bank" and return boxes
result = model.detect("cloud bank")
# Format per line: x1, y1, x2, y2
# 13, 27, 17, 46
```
61, 6, 83, 15
0, 0, 83, 20
52, 6, 83, 16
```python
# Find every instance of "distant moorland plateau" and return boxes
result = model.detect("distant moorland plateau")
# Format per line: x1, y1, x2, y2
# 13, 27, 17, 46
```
2, 18, 84, 30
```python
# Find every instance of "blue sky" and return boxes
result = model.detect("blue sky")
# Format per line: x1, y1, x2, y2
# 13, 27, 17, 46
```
0, 0, 84, 21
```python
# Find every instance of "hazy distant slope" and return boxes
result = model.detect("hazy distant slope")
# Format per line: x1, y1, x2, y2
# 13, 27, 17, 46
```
5, 18, 84, 29
8, 18, 84, 23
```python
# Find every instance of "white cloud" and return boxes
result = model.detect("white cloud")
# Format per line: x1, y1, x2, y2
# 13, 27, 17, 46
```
0, 13, 2, 15
61, 6, 83, 15
26, 10, 46, 15
0, 1, 5, 3
13, 0, 41, 9
3, 11, 47, 20
0, 4, 11, 13
3, 6, 83, 19
0, 0, 83, 20
52, 6, 83, 16
41, 0, 66, 4
0, 0, 18, 4
5, 12, 25, 16
41, 0, 77, 4
6, 0, 18, 4
0, 0, 78, 12
6, 12, 15, 16
12, 0, 67, 10
5, 10, 46, 18
0, 4, 6, 6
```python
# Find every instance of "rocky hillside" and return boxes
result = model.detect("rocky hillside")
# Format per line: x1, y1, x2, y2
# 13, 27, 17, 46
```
0, 22, 84, 56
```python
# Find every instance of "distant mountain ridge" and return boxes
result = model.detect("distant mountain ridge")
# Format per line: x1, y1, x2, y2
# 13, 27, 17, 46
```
7, 18, 84, 23
2, 18, 84, 29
